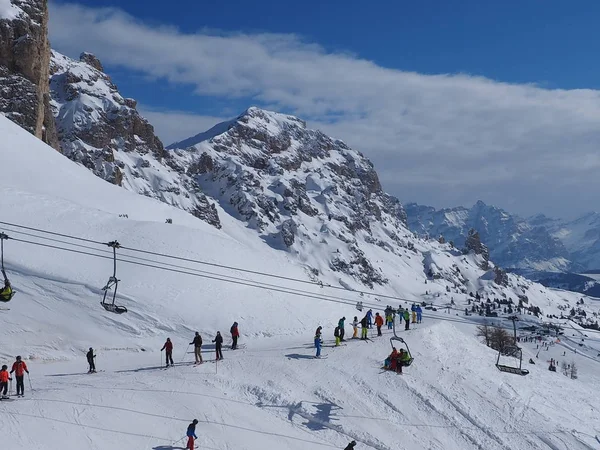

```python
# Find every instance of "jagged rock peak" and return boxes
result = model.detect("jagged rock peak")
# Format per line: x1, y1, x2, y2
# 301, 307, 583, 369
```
79, 52, 103, 72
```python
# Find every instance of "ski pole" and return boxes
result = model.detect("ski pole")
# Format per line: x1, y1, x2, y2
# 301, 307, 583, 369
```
181, 344, 190, 363
8, 379, 12, 396
27, 373, 33, 392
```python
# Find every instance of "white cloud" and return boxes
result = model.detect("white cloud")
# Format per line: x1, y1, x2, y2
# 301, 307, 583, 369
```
49, 2, 600, 217
138, 106, 226, 147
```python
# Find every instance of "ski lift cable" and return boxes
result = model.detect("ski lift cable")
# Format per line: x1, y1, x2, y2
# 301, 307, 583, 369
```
11, 235, 600, 342
6, 233, 600, 338
0, 219, 465, 305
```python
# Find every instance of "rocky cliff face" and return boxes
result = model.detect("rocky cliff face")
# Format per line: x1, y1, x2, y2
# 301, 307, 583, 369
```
49, 50, 221, 228
0, 0, 58, 149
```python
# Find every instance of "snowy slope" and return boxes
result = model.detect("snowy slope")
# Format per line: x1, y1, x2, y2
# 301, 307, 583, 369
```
1, 114, 600, 450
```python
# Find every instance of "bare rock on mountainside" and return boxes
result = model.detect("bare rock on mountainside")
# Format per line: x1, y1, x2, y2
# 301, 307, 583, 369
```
49, 50, 221, 228
0, 0, 59, 149
169, 107, 407, 287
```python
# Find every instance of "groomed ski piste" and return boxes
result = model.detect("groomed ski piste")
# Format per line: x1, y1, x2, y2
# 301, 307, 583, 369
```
1, 114, 600, 449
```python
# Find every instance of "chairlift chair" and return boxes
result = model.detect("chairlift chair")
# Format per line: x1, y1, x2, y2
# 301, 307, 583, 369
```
100, 241, 127, 314
495, 316, 529, 376
386, 321, 414, 368
0, 233, 15, 302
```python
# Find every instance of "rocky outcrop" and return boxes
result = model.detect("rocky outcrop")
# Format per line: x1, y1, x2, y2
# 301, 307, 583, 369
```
169, 107, 409, 287
49, 50, 221, 228
0, 0, 59, 149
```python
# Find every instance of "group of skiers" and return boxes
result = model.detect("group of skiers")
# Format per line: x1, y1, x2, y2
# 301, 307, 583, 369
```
0, 355, 29, 399
316, 305, 424, 357
159, 322, 240, 368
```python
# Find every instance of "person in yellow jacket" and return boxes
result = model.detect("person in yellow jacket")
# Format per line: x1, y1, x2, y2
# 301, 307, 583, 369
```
0, 280, 12, 302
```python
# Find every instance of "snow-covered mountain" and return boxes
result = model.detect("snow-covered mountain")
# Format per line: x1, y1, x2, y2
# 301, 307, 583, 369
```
405, 201, 571, 271
406, 201, 600, 276
48, 50, 221, 228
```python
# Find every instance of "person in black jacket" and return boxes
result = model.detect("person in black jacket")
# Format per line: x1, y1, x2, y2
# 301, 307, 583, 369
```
360, 316, 368, 340
212, 331, 223, 361
344, 440, 357, 450
86, 347, 96, 373
190, 332, 203, 364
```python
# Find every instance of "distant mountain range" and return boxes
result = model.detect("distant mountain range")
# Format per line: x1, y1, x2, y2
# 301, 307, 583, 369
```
405, 201, 600, 294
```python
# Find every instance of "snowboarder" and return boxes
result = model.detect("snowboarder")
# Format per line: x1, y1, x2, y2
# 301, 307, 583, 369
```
190, 332, 203, 364
344, 440, 357, 450
230, 322, 240, 350
338, 317, 346, 341
186, 419, 198, 450
352, 316, 359, 339
334, 326, 341, 346
0, 365, 11, 399
366, 309, 373, 328
416, 305, 423, 323
161, 338, 174, 367
315, 326, 323, 358
360, 315, 368, 340
212, 332, 224, 360
10, 356, 28, 397
403, 310, 410, 331
375, 312, 384, 336
86, 347, 96, 373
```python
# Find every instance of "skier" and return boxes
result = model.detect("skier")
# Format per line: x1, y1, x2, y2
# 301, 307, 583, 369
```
352, 316, 359, 339
366, 309, 373, 328
190, 332, 203, 364
374, 312, 384, 336
230, 322, 240, 350
403, 309, 410, 331
384, 347, 398, 371
334, 326, 341, 346
397, 349, 411, 374
0, 280, 12, 302
315, 326, 323, 358
10, 356, 28, 397
344, 441, 357, 450
386, 312, 393, 330
411, 304, 417, 323
161, 338, 174, 367
338, 317, 346, 341
360, 315, 368, 340
86, 347, 96, 373
0, 365, 11, 399
416, 305, 423, 323
186, 419, 198, 450
212, 332, 224, 360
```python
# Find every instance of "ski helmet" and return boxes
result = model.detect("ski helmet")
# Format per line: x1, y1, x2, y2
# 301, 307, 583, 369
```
1, 365, 7, 370
16, 356, 21, 361
89, 347, 93, 351
192, 419, 198, 424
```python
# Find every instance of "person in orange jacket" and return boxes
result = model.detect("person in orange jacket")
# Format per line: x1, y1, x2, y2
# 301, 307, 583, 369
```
0, 365, 12, 399
374, 312, 384, 336
10, 356, 28, 397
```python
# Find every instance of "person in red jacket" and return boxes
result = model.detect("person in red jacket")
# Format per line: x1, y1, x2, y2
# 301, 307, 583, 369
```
10, 356, 28, 397
230, 322, 240, 350
161, 338, 174, 367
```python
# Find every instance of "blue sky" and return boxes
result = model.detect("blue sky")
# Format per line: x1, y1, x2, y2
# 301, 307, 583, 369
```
48, 1, 600, 217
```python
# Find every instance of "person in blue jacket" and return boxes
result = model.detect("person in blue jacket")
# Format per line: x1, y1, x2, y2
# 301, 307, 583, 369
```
366, 309, 373, 328
416, 305, 423, 323
186, 419, 198, 450
314, 326, 323, 358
